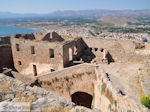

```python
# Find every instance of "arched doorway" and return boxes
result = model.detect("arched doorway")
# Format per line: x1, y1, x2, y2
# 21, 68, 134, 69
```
71, 92, 93, 108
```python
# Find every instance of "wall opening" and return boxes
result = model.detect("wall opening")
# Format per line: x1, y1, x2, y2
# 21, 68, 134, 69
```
18, 61, 22, 66
71, 92, 92, 108
73, 46, 77, 55
50, 68, 55, 72
49, 49, 54, 58
94, 48, 98, 52
31, 46, 35, 54
90, 48, 92, 51
100, 48, 104, 52
16, 44, 20, 51
106, 52, 115, 64
33, 65, 37, 76
69, 48, 73, 61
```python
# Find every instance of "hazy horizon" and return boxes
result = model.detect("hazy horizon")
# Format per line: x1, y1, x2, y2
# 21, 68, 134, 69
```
1, 9, 150, 15
0, 0, 150, 14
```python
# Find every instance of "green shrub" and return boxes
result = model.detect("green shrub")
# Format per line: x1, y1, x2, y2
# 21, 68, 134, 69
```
127, 110, 131, 112
66, 86, 70, 93
92, 94, 95, 100
114, 100, 117, 107
108, 104, 111, 112
141, 95, 150, 109
101, 83, 106, 95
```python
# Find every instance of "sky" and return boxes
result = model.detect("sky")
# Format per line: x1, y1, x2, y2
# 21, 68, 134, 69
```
0, 0, 150, 14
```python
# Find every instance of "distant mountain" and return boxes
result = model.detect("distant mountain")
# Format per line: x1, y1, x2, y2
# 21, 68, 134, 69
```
49, 9, 117, 18
0, 9, 150, 18
0, 12, 47, 18
100, 15, 139, 26
49, 9, 150, 18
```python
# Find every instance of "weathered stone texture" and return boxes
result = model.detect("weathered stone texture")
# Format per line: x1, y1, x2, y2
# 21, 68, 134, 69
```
0, 73, 99, 112
95, 66, 149, 112
0, 37, 13, 72
83, 37, 150, 63
37, 63, 96, 101
11, 35, 64, 77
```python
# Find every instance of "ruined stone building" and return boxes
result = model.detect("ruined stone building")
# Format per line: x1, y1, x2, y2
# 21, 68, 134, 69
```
10, 32, 147, 77
10, 32, 88, 77
0, 36, 13, 72
1, 32, 150, 112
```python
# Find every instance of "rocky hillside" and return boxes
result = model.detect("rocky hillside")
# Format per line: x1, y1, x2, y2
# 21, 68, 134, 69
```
100, 15, 139, 26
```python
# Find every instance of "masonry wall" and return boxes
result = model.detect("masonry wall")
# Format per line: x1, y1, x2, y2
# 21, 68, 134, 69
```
37, 64, 96, 101
83, 37, 137, 53
83, 37, 150, 63
63, 38, 87, 67
109, 51, 150, 63
11, 37, 64, 77
0, 73, 99, 112
0, 36, 11, 45
94, 66, 149, 112
36, 63, 149, 111
0, 45, 13, 71
0, 37, 13, 71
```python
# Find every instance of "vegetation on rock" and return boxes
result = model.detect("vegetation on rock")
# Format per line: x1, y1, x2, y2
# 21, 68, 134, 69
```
141, 95, 150, 109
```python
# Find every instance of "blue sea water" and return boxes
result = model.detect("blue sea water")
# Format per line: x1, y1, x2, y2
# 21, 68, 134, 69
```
0, 25, 41, 36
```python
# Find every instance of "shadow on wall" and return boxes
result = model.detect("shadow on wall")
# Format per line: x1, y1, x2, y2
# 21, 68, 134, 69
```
65, 38, 96, 67
15, 34, 35, 40
81, 43, 96, 63
71, 91, 93, 109
74, 38, 96, 63
0, 37, 15, 72
42, 32, 64, 42
106, 52, 115, 64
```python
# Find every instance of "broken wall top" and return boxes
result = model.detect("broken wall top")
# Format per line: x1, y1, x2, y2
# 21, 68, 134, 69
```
12, 32, 64, 43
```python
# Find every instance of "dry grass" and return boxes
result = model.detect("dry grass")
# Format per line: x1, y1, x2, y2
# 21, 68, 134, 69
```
0, 83, 13, 94
15, 92, 37, 102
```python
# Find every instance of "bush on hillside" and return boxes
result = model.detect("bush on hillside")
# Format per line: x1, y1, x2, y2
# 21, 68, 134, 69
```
141, 95, 150, 109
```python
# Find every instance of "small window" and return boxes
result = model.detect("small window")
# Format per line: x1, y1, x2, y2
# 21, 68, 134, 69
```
49, 49, 54, 58
100, 48, 104, 52
16, 44, 20, 51
50, 69, 55, 72
33, 65, 37, 76
18, 61, 22, 66
94, 48, 98, 52
31, 46, 35, 54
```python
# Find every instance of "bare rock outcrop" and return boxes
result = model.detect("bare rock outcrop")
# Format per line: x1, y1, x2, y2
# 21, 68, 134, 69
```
0, 73, 100, 112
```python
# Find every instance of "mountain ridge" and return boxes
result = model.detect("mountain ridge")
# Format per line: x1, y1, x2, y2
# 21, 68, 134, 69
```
0, 9, 150, 18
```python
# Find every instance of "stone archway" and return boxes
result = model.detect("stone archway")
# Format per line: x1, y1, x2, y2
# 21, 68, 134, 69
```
71, 91, 93, 108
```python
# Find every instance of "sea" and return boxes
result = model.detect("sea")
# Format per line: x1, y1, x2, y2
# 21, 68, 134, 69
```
0, 25, 41, 36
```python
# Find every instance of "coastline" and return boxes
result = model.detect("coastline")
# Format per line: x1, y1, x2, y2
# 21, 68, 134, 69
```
0, 25, 43, 36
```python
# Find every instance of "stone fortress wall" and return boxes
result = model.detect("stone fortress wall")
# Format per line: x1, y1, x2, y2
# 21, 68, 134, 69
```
95, 66, 149, 112
10, 33, 150, 77
1, 32, 150, 111
0, 36, 13, 72
37, 64, 96, 101
11, 36, 64, 77
33, 63, 149, 111
83, 37, 150, 63
10, 33, 90, 77
0, 73, 96, 112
